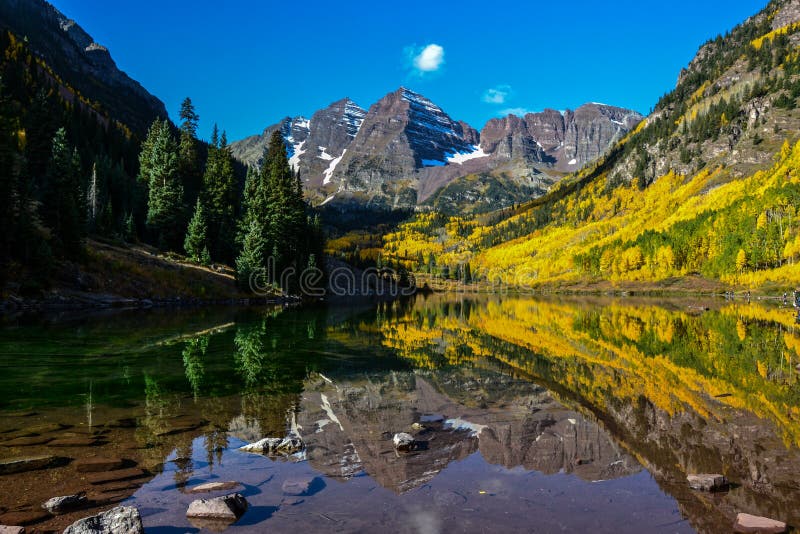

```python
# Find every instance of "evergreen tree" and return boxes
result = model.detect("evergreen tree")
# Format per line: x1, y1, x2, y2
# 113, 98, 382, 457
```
184, 198, 208, 263
202, 126, 238, 262
236, 219, 266, 290
139, 119, 185, 250
42, 128, 85, 257
0, 79, 21, 268
234, 131, 325, 295
178, 97, 202, 204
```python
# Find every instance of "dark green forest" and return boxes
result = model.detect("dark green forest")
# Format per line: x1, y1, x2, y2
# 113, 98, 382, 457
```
0, 30, 323, 296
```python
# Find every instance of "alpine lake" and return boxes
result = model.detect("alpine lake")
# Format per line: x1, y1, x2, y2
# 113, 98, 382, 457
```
1, 293, 799, 533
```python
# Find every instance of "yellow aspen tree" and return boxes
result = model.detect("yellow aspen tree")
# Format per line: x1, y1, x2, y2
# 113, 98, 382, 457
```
736, 249, 748, 272
757, 212, 769, 230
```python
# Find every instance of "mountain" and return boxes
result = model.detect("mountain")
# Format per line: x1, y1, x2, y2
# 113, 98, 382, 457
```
230, 88, 642, 212
0, 0, 167, 135
382, 0, 800, 290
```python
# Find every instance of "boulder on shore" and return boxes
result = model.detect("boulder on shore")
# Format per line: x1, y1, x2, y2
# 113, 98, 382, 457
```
687, 473, 727, 491
733, 513, 787, 533
63, 506, 143, 534
238, 435, 304, 455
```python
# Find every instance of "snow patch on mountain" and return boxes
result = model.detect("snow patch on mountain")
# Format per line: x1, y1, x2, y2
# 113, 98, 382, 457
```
402, 88, 461, 137
323, 149, 346, 184
318, 147, 335, 160
342, 100, 366, 138
288, 140, 306, 171
447, 145, 489, 165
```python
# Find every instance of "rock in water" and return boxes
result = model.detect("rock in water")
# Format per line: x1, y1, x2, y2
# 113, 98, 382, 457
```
687, 473, 728, 491
186, 493, 248, 531
393, 432, 415, 451
733, 513, 787, 533
74, 457, 128, 473
42, 493, 87, 514
186, 481, 242, 494
63, 506, 143, 534
238, 435, 304, 455
281, 477, 316, 496
0, 456, 70, 475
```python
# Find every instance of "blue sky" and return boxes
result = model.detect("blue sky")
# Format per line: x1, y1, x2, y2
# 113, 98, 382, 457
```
51, 0, 767, 142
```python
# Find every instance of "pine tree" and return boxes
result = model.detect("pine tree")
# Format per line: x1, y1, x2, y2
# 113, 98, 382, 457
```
236, 219, 265, 290
42, 128, 85, 257
178, 97, 202, 203
140, 119, 185, 250
202, 127, 238, 263
184, 198, 208, 263
234, 131, 325, 294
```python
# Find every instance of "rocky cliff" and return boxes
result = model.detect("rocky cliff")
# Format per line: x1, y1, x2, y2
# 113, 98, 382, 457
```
296, 369, 639, 493
0, 0, 168, 135
230, 88, 642, 211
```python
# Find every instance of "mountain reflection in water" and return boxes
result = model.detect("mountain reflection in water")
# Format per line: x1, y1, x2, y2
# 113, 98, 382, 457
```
0, 295, 799, 532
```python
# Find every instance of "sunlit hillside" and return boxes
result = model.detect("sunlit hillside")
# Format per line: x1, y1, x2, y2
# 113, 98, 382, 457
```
382, 2, 800, 291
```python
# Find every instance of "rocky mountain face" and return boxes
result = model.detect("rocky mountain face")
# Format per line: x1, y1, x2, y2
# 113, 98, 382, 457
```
296, 370, 639, 494
481, 104, 642, 171
230, 88, 642, 211
608, 0, 800, 186
0, 0, 168, 135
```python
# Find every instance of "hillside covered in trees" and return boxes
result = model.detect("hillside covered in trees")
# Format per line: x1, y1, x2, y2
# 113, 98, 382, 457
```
380, 0, 800, 292
0, 25, 323, 302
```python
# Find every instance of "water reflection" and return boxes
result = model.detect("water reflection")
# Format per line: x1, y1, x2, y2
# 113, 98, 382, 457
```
0, 297, 799, 532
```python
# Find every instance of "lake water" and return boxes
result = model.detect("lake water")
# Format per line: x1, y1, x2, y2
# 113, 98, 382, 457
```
0, 294, 799, 533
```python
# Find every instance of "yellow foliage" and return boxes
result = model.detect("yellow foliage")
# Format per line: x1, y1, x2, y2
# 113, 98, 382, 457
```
751, 22, 800, 50
365, 296, 800, 447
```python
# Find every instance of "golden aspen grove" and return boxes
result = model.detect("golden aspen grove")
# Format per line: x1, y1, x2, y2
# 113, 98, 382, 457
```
379, 8, 800, 292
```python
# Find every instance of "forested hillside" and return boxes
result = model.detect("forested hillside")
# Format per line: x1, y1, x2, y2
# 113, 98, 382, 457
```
381, 0, 800, 292
0, 20, 322, 300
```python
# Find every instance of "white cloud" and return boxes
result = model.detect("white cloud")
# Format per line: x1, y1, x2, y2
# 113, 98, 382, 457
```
410, 44, 445, 73
483, 85, 512, 104
500, 107, 533, 117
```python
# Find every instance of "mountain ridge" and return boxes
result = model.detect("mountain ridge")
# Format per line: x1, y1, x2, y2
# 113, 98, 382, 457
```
230, 88, 642, 212
0, 0, 168, 135
380, 0, 800, 291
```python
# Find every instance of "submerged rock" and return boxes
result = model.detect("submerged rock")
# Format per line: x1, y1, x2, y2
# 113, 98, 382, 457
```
42, 493, 87, 514
74, 457, 129, 473
86, 468, 148, 485
393, 432, 415, 451
63, 506, 143, 534
0, 455, 70, 475
687, 473, 728, 491
187, 481, 242, 494
733, 513, 787, 533
238, 435, 304, 455
0, 511, 50, 527
186, 493, 248, 531
281, 477, 317, 496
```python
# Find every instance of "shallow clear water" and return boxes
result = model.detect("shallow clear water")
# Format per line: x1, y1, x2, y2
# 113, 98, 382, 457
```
0, 295, 798, 532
